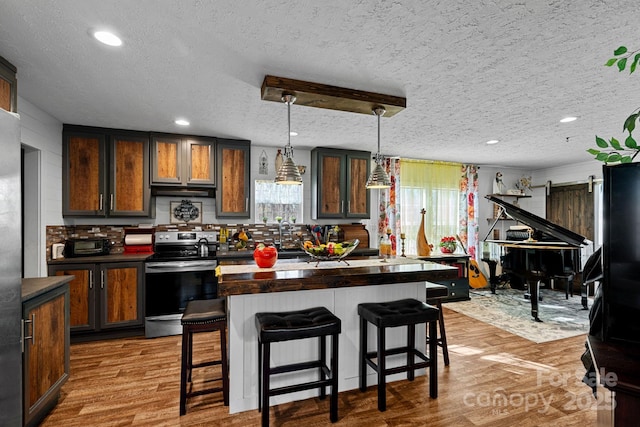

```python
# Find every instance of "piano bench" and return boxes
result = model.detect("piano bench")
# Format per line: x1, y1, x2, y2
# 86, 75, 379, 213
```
550, 273, 575, 299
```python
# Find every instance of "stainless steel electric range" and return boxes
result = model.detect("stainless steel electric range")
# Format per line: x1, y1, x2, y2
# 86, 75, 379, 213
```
144, 230, 218, 338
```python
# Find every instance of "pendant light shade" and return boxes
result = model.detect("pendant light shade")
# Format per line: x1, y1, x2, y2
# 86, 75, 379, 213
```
275, 94, 303, 185
366, 107, 392, 189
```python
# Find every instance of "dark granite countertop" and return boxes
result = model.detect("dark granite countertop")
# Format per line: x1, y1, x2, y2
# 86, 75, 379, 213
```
22, 275, 74, 301
47, 252, 152, 264
216, 256, 457, 296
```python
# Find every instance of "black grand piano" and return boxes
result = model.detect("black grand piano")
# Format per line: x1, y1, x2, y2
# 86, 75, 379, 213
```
483, 195, 590, 321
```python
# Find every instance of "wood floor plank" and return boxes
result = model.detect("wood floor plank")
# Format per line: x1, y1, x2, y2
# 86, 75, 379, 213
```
40, 307, 597, 426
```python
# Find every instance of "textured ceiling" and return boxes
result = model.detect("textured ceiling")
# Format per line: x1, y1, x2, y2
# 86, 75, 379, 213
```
1, 0, 639, 169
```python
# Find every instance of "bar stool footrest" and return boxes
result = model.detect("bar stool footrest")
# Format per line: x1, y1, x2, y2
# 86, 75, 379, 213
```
270, 378, 334, 397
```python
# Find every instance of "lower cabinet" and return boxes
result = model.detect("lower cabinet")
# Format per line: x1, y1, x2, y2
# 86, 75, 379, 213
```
22, 282, 70, 427
48, 262, 144, 335
421, 255, 471, 302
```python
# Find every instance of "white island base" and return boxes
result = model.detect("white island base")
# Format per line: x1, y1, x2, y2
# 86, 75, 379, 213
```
227, 281, 429, 414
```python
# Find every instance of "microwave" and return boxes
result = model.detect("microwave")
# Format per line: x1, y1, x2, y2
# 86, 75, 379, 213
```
64, 238, 111, 257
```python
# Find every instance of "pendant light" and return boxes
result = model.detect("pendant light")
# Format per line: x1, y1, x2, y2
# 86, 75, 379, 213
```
275, 93, 303, 185
366, 106, 392, 189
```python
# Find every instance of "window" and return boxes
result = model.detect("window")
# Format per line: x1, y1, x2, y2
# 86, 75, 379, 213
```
254, 180, 303, 223
400, 160, 461, 255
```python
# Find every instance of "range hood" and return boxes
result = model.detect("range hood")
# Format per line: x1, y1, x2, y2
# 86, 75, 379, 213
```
151, 186, 215, 198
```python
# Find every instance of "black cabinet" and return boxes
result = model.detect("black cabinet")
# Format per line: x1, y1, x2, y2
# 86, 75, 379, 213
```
48, 262, 144, 336
62, 125, 151, 217
216, 139, 251, 218
419, 254, 471, 302
311, 148, 370, 219
150, 133, 216, 187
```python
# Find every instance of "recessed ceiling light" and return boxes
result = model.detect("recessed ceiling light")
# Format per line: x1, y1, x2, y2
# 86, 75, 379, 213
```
485, 139, 499, 145
289, 131, 298, 136
93, 31, 122, 47
560, 116, 577, 123
175, 119, 190, 126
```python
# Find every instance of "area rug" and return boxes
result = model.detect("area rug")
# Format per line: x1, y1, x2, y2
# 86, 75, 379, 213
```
446, 288, 591, 343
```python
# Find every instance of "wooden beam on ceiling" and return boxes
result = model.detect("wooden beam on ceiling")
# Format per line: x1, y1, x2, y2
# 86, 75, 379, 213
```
261, 75, 406, 117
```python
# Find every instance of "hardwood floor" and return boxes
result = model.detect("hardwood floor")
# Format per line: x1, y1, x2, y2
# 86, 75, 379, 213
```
41, 308, 597, 426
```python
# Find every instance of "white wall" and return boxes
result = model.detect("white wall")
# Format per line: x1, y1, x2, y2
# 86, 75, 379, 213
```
18, 97, 63, 276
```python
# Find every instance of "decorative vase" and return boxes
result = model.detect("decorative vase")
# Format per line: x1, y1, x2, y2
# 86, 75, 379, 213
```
416, 208, 431, 256
440, 247, 453, 254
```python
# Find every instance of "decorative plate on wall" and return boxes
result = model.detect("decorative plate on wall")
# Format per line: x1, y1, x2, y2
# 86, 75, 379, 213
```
170, 200, 202, 224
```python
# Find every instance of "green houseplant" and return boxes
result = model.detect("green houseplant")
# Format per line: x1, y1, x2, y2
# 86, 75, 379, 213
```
588, 46, 640, 163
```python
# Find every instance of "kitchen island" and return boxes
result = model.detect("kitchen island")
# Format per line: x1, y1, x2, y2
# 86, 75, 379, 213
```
216, 256, 457, 413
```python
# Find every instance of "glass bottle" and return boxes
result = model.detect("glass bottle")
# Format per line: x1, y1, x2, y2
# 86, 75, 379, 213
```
379, 233, 392, 261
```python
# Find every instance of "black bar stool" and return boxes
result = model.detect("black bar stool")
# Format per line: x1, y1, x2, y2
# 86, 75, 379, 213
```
358, 298, 439, 411
426, 283, 450, 366
255, 306, 341, 427
179, 299, 229, 415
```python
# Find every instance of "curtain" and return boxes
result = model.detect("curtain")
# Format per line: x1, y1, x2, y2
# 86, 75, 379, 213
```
377, 157, 401, 254
398, 160, 461, 256
458, 165, 480, 260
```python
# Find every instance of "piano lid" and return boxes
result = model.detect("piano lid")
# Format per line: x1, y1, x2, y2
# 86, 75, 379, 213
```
485, 195, 589, 246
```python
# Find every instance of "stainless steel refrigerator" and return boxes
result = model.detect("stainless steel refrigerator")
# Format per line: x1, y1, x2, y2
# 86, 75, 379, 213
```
0, 108, 22, 425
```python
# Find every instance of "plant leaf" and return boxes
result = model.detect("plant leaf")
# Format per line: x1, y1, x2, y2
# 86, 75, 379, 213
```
607, 153, 622, 163
614, 46, 628, 55
632, 53, 640, 73
610, 137, 622, 150
621, 156, 633, 163
625, 135, 638, 149
595, 136, 609, 148
624, 113, 638, 133
587, 148, 601, 155
605, 58, 618, 66
596, 152, 609, 161
618, 58, 628, 71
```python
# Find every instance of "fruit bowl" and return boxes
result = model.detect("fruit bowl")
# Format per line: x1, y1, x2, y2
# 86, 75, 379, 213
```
301, 239, 359, 265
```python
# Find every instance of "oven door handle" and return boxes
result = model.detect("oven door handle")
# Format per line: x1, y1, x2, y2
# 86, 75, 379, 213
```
145, 262, 217, 273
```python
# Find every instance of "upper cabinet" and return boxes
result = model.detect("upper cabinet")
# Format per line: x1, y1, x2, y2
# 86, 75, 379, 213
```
0, 56, 17, 112
311, 148, 370, 219
62, 125, 151, 217
216, 139, 251, 218
150, 134, 216, 187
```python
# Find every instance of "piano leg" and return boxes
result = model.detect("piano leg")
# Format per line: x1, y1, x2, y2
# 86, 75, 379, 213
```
530, 280, 542, 322
482, 258, 498, 294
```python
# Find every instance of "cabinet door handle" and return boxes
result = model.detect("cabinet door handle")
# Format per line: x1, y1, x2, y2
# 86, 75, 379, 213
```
348, 200, 351, 213
341, 200, 344, 214
99, 193, 103, 211
101, 270, 105, 289
245, 198, 249, 211
110, 193, 114, 211
23, 314, 35, 352
89, 270, 94, 289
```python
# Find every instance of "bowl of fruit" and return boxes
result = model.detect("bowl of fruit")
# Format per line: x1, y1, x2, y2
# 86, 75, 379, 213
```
301, 239, 359, 265
253, 243, 278, 268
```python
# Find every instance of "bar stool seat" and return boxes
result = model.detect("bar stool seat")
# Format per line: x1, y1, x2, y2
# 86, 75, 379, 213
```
358, 298, 439, 411
255, 306, 341, 427
179, 299, 229, 415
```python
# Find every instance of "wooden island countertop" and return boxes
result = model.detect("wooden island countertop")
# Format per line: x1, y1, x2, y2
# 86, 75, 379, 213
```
216, 256, 458, 296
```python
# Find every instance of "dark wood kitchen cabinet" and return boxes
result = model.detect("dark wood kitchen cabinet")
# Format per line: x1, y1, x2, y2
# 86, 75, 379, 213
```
62, 125, 151, 217
311, 147, 370, 219
0, 55, 17, 112
216, 138, 251, 218
150, 133, 216, 187
48, 262, 144, 336
22, 279, 70, 427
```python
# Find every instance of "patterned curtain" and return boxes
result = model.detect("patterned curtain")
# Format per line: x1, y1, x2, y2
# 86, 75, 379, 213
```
458, 164, 480, 260
377, 157, 401, 254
